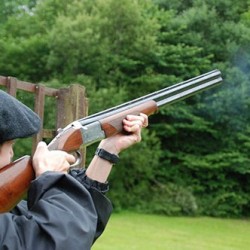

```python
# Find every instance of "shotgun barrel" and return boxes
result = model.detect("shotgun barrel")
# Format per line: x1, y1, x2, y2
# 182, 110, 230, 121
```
79, 69, 222, 126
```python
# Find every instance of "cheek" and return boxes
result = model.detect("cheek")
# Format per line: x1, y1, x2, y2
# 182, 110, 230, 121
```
0, 149, 12, 168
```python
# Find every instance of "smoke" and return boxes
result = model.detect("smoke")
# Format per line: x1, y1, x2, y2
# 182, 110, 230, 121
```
234, 45, 250, 74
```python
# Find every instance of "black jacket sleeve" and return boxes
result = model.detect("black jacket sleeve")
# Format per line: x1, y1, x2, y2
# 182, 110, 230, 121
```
0, 171, 113, 250
69, 168, 113, 242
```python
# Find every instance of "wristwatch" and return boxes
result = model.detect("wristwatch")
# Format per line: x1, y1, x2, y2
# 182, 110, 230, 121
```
95, 148, 120, 164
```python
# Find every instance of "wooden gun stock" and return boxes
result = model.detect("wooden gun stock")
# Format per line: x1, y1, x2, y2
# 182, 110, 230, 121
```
0, 69, 222, 213
0, 156, 34, 212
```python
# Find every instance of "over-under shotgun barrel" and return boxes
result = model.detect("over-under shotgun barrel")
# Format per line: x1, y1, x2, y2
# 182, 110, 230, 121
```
78, 69, 222, 126
84, 69, 222, 141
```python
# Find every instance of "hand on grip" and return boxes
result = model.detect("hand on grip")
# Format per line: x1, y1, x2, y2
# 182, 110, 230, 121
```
32, 142, 76, 177
99, 113, 148, 154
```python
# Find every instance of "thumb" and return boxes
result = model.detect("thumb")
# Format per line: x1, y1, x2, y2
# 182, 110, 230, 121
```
32, 141, 49, 168
35, 141, 49, 155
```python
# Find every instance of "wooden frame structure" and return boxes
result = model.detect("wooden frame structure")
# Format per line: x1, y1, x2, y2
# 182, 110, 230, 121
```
0, 76, 88, 163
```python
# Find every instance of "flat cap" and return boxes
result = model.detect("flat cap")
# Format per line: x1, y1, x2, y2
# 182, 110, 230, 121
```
0, 90, 41, 143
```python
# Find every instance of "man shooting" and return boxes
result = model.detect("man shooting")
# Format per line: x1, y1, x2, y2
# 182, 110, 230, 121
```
0, 90, 148, 249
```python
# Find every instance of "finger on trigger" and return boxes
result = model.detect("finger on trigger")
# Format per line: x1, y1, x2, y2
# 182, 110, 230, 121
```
66, 153, 76, 164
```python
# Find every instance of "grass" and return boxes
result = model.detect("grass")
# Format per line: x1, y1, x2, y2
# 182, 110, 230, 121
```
92, 211, 250, 250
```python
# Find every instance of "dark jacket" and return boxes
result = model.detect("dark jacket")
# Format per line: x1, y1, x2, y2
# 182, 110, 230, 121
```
0, 169, 113, 250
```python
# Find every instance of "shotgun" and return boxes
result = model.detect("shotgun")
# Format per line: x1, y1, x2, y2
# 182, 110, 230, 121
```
0, 69, 222, 212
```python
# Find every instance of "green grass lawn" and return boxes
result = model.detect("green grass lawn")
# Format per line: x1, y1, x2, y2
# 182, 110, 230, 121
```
92, 211, 250, 250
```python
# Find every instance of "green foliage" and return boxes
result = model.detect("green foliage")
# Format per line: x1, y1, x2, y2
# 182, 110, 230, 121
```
1, 0, 250, 217
143, 182, 198, 216
107, 130, 162, 210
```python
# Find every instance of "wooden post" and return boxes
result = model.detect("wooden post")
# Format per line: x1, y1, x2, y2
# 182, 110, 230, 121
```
32, 84, 46, 153
56, 84, 88, 165
7, 77, 17, 97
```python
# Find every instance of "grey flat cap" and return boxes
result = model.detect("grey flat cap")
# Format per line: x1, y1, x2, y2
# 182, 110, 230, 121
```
0, 90, 41, 143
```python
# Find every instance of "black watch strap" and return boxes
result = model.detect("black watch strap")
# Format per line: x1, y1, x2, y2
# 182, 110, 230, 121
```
95, 148, 119, 164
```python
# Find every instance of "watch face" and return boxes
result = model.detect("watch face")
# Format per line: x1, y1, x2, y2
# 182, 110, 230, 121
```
95, 148, 119, 164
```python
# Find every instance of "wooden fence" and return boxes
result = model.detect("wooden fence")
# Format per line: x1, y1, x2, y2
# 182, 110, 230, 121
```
0, 76, 88, 163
